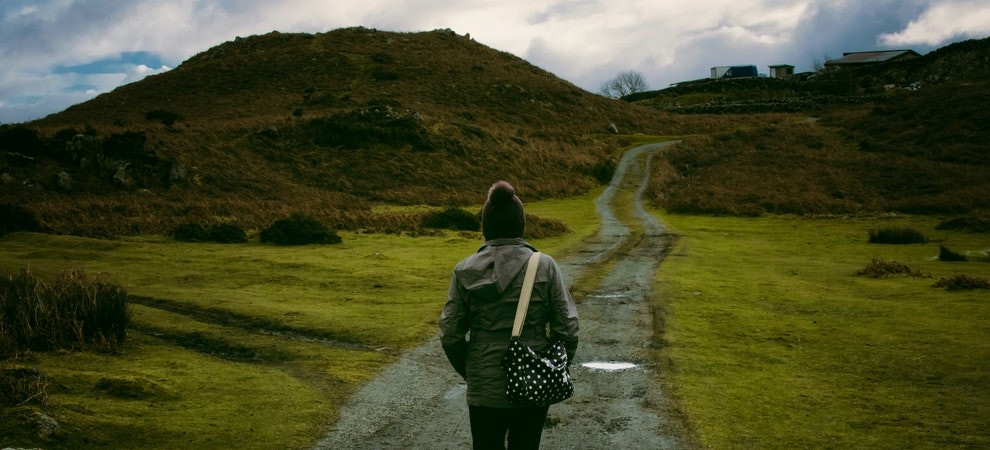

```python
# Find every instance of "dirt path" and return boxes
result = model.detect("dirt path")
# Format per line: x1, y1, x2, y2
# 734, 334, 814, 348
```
314, 142, 685, 449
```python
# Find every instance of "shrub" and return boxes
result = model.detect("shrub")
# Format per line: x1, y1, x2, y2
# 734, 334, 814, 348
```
868, 227, 928, 244
208, 223, 248, 243
933, 275, 990, 290
145, 109, 180, 127
0, 268, 131, 359
422, 208, 480, 231
592, 158, 616, 184
856, 257, 929, 278
172, 222, 209, 241
0, 126, 44, 156
0, 204, 42, 236
939, 244, 968, 262
173, 223, 248, 243
102, 131, 151, 161
260, 213, 341, 245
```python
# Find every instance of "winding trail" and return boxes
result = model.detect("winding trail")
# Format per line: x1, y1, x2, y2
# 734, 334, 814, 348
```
314, 141, 684, 449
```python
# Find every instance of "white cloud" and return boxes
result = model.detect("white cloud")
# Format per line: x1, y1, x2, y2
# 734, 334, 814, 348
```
122, 64, 172, 85
1, 0, 988, 123
879, 0, 990, 46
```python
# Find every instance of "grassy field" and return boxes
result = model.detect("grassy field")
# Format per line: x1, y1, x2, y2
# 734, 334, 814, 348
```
0, 190, 601, 449
4, 188, 989, 449
655, 213, 990, 449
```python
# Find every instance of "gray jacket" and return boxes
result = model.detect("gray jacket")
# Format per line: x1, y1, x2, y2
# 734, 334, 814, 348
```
439, 238, 579, 407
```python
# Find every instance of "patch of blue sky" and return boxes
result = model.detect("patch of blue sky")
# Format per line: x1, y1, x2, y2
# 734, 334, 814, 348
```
7, 94, 43, 105
54, 51, 168, 75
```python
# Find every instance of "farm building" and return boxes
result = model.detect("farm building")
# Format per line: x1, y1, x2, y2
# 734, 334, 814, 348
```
824, 49, 920, 68
710, 65, 758, 79
768, 64, 794, 80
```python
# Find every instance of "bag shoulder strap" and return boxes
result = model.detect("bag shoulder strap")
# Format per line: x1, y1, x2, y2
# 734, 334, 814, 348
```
510, 252, 542, 339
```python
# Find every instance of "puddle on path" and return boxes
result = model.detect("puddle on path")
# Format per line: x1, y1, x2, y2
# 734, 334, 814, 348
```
580, 361, 639, 372
587, 293, 628, 299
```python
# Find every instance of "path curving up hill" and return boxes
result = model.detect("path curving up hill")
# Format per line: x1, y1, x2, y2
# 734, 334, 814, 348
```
313, 142, 685, 449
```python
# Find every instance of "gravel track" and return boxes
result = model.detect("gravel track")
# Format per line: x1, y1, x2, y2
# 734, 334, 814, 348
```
314, 142, 685, 449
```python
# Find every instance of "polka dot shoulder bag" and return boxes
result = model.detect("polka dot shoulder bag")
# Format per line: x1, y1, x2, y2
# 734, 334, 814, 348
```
501, 252, 574, 406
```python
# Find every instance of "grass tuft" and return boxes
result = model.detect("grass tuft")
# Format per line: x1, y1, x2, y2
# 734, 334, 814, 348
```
0, 268, 131, 359
933, 275, 990, 290
856, 256, 931, 278
868, 227, 928, 244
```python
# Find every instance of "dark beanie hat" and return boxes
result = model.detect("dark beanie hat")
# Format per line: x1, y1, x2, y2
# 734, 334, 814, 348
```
482, 181, 525, 240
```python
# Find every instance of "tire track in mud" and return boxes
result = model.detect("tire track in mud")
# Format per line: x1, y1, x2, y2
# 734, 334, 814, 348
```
314, 141, 685, 450
129, 295, 383, 353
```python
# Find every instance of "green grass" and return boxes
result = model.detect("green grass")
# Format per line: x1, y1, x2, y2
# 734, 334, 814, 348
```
0, 192, 600, 449
654, 213, 990, 450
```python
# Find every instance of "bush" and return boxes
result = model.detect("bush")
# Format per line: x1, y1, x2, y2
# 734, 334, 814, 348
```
173, 223, 248, 243
172, 222, 208, 241
0, 204, 42, 236
592, 158, 616, 184
260, 213, 341, 245
422, 208, 480, 231
0, 268, 131, 360
856, 257, 929, 278
868, 227, 928, 244
0, 126, 44, 156
145, 109, 180, 127
209, 223, 248, 243
933, 275, 990, 290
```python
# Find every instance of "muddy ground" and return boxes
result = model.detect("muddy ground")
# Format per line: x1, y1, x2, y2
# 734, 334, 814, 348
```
314, 142, 687, 449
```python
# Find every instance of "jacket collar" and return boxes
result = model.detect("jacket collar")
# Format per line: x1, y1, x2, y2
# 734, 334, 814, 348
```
477, 237, 536, 253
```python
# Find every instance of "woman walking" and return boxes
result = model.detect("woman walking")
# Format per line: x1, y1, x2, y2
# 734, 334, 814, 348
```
440, 180, 579, 450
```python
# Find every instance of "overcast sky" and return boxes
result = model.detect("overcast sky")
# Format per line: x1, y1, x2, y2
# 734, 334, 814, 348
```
2, 0, 989, 124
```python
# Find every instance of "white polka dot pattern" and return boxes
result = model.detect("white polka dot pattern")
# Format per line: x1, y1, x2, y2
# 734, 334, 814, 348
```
501, 339, 574, 405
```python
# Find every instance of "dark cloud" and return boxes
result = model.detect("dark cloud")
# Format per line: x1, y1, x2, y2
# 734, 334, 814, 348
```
791, 1, 938, 61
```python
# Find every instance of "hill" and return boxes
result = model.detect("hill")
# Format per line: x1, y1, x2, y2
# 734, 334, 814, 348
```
0, 27, 681, 237
628, 36, 990, 114
640, 37, 990, 218
2, 29, 988, 237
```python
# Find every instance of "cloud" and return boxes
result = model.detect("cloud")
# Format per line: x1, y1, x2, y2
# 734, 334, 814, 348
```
879, 0, 990, 46
1, 1, 988, 124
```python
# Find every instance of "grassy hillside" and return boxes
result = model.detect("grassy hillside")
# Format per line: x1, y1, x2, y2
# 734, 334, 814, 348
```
0, 27, 683, 237
641, 37, 990, 218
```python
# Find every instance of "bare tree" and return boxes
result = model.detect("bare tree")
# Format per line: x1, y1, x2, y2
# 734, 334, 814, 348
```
599, 70, 649, 98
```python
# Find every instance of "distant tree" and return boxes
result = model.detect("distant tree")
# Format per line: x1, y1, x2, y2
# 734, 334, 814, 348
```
599, 70, 649, 98
812, 54, 833, 73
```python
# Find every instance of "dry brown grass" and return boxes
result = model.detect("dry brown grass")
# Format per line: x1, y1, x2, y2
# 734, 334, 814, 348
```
647, 85, 990, 216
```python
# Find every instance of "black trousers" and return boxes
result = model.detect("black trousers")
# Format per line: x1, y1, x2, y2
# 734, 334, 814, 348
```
468, 405, 550, 450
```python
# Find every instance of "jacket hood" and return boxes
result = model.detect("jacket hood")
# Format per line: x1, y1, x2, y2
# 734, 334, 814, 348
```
455, 238, 536, 293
